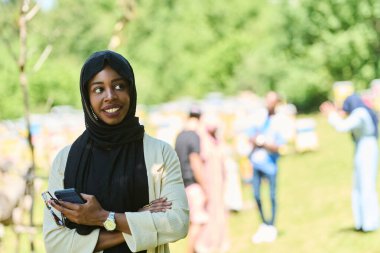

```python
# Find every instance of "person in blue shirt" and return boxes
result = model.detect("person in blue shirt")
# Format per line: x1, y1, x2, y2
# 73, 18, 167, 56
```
248, 91, 285, 244
320, 94, 379, 232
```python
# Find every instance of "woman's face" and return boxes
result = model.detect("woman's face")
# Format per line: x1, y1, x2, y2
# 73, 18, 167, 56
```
88, 65, 130, 125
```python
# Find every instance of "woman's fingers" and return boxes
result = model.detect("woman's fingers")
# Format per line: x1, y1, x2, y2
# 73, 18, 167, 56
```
139, 198, 172, 212
49, 200, 85, 223
149, 197, 166, 204
49, 194, 105, 225
150, 201, 172, 212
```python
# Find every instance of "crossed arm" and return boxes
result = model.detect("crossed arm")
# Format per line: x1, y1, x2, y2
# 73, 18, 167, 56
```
50, 196, 171, 251
43, 144, 188, 253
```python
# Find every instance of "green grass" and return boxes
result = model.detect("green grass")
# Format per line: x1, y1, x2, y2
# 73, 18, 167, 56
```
171, 114, 380, 253
2, 114, 380, 253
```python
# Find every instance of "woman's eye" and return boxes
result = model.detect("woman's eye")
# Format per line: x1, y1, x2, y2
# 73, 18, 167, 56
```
94, 87, 103, 94
115, 83, 126, 90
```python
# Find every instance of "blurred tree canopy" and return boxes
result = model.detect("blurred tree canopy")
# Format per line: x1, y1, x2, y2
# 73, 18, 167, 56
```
0, 0, 379, 119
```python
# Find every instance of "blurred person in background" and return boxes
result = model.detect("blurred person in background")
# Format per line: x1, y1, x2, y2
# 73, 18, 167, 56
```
320, 93, 379, 232
223, 146, 244, 213
175, 107, 208, 253
43, 50, 189, 253
248, 91, 285, 244
196, 114, 230, 253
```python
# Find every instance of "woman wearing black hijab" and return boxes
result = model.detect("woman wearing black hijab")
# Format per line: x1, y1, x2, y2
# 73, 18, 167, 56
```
320, 94, 379, 232
43, 50, 189, 253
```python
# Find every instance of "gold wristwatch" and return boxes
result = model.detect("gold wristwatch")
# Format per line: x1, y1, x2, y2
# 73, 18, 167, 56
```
103, 212, 116, 231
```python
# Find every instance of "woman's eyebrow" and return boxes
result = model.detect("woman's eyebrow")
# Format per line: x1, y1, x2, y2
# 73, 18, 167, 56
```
90, 77, 124, 86
90, 81, 103, 86
111, 77, 125, 83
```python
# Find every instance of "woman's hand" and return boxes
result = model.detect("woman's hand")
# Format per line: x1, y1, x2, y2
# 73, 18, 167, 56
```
50, 194, 107, 227
138, 197, 172, 213
319, 101, 336, 116
254, 134, 266, 147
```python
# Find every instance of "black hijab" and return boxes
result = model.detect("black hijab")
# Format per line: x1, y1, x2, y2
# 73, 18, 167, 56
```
64, 50, 149, 253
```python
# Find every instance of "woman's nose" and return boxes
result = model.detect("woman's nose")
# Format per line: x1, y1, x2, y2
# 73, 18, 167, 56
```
105, 88, 117, 100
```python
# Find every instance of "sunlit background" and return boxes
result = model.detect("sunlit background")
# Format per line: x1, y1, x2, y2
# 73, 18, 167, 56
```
0, 0, 380, 252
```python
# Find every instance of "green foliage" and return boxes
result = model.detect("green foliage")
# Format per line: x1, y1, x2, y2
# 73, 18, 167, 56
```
0, 73, 24, 119
124, 0, 260, 103
29, 57, 82, 109
279, 0, 380, 97
0, 0, 379, 118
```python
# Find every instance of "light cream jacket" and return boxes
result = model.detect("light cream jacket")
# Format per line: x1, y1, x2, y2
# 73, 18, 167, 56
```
43, 134, 189, 253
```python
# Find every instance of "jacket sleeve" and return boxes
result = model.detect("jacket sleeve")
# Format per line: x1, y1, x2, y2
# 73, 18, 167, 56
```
328, 110, 363, 133
123, 141, 189, 252
43, 146, 100, 253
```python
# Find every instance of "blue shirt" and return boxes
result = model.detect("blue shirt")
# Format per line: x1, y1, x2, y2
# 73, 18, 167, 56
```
248, 114, 285, 175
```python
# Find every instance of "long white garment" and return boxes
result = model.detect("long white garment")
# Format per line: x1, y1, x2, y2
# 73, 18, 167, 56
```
43, 134, 189, 253
329, 108, 379, 231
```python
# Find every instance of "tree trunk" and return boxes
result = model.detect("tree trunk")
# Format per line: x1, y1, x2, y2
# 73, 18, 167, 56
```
17, 1, 39, 251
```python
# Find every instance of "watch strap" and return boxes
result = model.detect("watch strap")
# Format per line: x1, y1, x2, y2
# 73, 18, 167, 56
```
108, 211, 115, 221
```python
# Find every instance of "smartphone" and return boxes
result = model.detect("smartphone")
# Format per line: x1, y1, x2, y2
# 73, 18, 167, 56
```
54, 188, 86, 204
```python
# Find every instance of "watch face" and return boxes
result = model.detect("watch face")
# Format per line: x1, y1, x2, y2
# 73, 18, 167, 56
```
104, 219, 116, 231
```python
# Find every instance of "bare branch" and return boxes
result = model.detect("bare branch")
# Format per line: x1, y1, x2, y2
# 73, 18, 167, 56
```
33, 44, 53, 72
108, 17, 128, 50
107, 0, 136, 50
25, 4, 40, 22
18, 2, 38, 251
